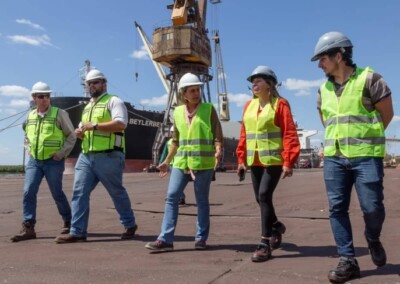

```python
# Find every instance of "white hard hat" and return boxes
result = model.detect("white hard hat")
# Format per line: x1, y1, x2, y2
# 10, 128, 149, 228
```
311, 31, 353, 61
31, 81, 52, 95
178, 73, 203, 91
85, 69, 107, 82
247, 66, 278, 84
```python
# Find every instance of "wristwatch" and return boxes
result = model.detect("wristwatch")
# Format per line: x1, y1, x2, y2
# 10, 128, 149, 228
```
92, 122, 98, 130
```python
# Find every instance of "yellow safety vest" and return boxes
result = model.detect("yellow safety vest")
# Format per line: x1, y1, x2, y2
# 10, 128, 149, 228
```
321, 67, 385, 157
173, 103, 215, 170
25, 106, 65, 160
81, 94, 125, 153
243, 97, 283, 166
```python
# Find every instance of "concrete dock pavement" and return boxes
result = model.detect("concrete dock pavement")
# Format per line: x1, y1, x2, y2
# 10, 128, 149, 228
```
1, 169, 399, 283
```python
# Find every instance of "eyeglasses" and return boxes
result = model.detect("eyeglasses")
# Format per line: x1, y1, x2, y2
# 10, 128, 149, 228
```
35, 94, 50, 99
87, 80, 102, 86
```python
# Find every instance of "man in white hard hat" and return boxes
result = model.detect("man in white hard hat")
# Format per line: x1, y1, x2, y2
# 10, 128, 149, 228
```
312, 31, 393, 283
55, 69, 138, 243
11, 82, 76, 242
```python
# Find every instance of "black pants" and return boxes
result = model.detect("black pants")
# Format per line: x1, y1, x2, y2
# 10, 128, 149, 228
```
250, 166, 283, 237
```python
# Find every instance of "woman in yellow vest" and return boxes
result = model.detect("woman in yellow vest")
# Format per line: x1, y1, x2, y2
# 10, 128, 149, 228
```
145, 73, 223, 252
236, 66, 300, 262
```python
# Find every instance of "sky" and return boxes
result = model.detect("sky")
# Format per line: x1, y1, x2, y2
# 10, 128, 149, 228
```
1, 0, 399, 165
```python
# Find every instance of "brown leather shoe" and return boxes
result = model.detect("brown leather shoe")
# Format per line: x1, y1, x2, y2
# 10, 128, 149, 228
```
60, 221, 71, 234
251, 243, 271, 262
121, 224, 138, 240
10, 222, 36, 242
55, 234, 87, 244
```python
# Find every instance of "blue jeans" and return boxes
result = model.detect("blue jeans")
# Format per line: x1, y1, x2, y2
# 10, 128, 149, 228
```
324, 156, 385, 257
23, 156, 71, 224
70, 151, 136, 237
158, 168, 214, 244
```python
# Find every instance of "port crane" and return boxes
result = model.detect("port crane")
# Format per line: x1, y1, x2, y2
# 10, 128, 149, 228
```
135, 0, 229, 165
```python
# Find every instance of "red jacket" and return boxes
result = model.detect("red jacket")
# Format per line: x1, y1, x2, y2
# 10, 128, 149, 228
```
236, 97, 300, 168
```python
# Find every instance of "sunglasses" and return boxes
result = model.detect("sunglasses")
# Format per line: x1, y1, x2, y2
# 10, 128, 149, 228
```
87, 80, 102, 86
35, 94, 50, 99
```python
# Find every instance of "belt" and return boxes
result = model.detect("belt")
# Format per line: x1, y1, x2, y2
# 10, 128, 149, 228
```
87, 147, 123, 154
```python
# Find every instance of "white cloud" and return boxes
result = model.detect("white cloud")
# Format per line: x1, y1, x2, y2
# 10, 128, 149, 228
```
7, 34, 57, 48
16, 18, 45, 31
0, 85, 30, 97
130, 45, 150, 60
9, 99, 30, 108
140, 94, 168, 106
282, 78, 326, 96
228, 92, 251, 107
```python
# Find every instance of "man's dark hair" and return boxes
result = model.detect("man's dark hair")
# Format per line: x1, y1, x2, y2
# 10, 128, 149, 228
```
325, 47, 355, 68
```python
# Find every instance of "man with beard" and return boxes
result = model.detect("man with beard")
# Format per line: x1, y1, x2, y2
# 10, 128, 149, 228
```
311, 31, 393, 283
55, 69, 138, 243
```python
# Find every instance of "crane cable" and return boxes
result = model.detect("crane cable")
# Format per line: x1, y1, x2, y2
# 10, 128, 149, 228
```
0, 108, 30, 133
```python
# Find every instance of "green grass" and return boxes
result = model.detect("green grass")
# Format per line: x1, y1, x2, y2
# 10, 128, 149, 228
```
0, 165, 24, 173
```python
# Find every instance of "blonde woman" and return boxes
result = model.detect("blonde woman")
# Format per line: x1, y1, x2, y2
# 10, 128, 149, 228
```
236, 66, 300, 262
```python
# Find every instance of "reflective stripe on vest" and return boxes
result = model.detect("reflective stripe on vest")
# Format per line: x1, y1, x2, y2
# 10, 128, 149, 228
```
25, 106, 64, 160
81, 94, 125, 153
173, 103, 215, 170
321, 67, 385, 157
243, 98, 283, 166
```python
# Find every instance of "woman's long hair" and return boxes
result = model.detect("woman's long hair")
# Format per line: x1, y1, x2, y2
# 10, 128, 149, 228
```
257, 76, 281, 110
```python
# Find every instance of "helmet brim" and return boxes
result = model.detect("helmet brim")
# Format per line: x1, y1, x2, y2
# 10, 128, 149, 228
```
247, 75, 277, 85
31, 90, 52, 95
179, 82, 204, 90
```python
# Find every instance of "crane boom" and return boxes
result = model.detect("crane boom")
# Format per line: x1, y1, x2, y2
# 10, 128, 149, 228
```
212, 31, 230, 121
134, 21, 170, 94
135, 0, 228, 165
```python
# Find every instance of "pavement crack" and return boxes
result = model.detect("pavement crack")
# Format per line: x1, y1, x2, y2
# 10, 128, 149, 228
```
208, 268, 232, 284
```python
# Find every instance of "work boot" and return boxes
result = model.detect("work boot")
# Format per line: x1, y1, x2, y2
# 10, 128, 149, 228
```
328, 257, 360, 283
251, 242, 271, 262
270, 221, 286, 250
145, 240, 174, 252
54, 234, 87, 244
178, 193, 186, 205
60, 221, 71, 234
367, 239, 387, 267
121, 224, 138, 240
194, 240, 207, 250
178, 197, 186, 205
10, 222, 36, 242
